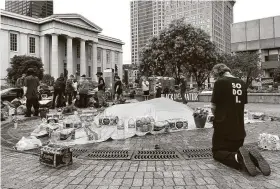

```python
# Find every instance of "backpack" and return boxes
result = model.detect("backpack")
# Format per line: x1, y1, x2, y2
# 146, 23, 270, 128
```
54, 78, 65, 90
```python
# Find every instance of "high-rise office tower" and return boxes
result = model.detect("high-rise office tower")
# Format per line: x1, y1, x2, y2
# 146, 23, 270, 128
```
5, 0, 53, 18
165, 0, 235, 53
130, 0, 165, 65
130, 0, 235, 65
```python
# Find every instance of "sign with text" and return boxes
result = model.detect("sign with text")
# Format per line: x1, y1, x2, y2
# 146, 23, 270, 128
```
163, 93, 199, 102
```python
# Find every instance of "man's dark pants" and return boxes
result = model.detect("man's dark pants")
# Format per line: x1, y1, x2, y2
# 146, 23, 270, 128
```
26, 97, 39, 116
66, 92, 73, 105
79, 94, 88, 108
180, 88, 187, 104
52, 89, 63, 108
212, 133, 244, 170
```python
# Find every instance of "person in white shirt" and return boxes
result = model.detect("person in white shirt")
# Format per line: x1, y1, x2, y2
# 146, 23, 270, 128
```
73, 79, 78, 99
142, 77, 150, 101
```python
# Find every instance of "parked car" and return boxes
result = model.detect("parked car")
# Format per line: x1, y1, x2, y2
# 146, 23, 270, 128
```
0, 88, 22, 102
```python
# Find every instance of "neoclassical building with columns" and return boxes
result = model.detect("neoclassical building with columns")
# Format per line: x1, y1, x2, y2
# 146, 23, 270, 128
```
0, 9, 124, 85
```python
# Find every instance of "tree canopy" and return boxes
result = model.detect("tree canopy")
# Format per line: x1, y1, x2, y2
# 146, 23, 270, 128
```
224, 51, 261, 88
139, 18, 221, 87
6, 55, 44, 84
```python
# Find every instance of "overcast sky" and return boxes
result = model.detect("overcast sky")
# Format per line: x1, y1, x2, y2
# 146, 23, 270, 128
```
1, 0, 280, 64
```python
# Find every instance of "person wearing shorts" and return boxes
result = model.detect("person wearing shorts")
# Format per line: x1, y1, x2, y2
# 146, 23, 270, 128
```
142, 77, 150, 100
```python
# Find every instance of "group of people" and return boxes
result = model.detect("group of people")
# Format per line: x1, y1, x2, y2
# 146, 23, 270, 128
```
16, 63, 272, 177
51, 71, 124, 109
52, 72, 109, 109
141, 76, 188, 103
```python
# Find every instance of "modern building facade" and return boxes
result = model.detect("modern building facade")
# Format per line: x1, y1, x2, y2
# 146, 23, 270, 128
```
231, 15, 280, 78
165, 0, 234, 53
5, 0, 53, 18
130, 0, 165, 65
130, 0, 235, 66
0, 10, 124, 86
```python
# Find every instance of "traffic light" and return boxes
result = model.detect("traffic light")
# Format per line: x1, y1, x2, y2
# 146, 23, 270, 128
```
115, 64, 118, 72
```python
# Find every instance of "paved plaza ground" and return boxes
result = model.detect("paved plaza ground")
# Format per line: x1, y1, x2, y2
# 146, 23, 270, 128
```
1, 102, 280, 189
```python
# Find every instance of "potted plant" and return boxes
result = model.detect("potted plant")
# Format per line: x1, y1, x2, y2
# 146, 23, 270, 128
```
193, 108, 209, 128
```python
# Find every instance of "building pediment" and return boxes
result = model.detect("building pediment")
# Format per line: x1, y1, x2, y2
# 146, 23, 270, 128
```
46, 14, 103, 33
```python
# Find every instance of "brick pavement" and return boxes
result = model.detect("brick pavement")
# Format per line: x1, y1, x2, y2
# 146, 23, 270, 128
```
1, 148, 280, 189
1, 102, 280, 189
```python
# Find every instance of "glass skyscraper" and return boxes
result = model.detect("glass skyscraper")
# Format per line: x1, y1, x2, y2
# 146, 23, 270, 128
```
5, 0, 53, 18
130, 0, 235, 65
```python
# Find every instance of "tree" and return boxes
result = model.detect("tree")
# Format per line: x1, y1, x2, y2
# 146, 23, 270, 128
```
273, 66, 280, 83
6, 55, 44, 84
139, 18, 221, 87
224, 52, 261, 88
41, 74, 54, 86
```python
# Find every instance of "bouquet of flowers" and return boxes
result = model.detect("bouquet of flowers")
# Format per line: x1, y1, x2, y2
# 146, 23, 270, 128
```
258, 133, 280, 151
193, 108, 209, 128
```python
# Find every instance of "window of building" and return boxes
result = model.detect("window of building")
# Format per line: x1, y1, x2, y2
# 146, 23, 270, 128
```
65, 41, 67, 56
88, 66, 91, 77
115, 52, 119, 63
97, 48, 102, 63
29, 37, 35, 54
10, 33, 17, 51
77, 43, 80, 58
77, 64, 80, 75
106, 50, 111, 64
88, 46, 92, 60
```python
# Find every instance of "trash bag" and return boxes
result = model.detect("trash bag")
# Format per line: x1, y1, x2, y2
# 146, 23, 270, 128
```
17, 105, 27, 115
15, 136, 42, 151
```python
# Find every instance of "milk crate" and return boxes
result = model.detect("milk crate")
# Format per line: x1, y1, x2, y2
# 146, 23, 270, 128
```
40, 144, 73, 168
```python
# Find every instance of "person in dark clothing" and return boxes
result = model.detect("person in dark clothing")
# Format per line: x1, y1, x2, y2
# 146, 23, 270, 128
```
51, 73, 66, 108
179, 77, 187, 104
77, 74, 90, 108
211, 64, 270, 176
114, 76, 123, 101
96, 72, 106, 107
154, 79, 162, 98
65, 74, 75, 105
23, 68, 40, 117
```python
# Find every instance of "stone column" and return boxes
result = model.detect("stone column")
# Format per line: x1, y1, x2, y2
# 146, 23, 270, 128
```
67, 36, 73, 76
40, 35, 49, 74
51, 34, 59, 78
103, 49, 107, 71
80, 39, 86, 76
118, 52, 123, 81
92, 42, 98, 81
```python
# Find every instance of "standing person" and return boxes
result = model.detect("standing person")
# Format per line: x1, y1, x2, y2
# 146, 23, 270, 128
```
23, 68, 40, 117
73, 79, 78, 99
51, 73, 65, 109
154, 79, 162, 98
96, 72, 106, 107
65, 74, 75, 105
179, 77, 187, 104
211, 63, 270, 176
142, 77, 150, 101
114, 76, 123, 101
16, 73, 26, 98
77, 74, 90, 108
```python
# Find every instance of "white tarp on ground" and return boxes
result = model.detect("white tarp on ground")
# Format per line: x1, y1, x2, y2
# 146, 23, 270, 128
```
97, 97, 196, 130
54, 98, 197, 145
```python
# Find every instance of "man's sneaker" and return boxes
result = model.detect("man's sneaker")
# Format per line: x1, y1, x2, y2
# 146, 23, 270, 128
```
238, 146, 258, 176
249, 148, 271, 176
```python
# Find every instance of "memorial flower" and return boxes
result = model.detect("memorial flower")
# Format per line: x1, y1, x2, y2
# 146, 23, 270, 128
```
193, 108, 209, 119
